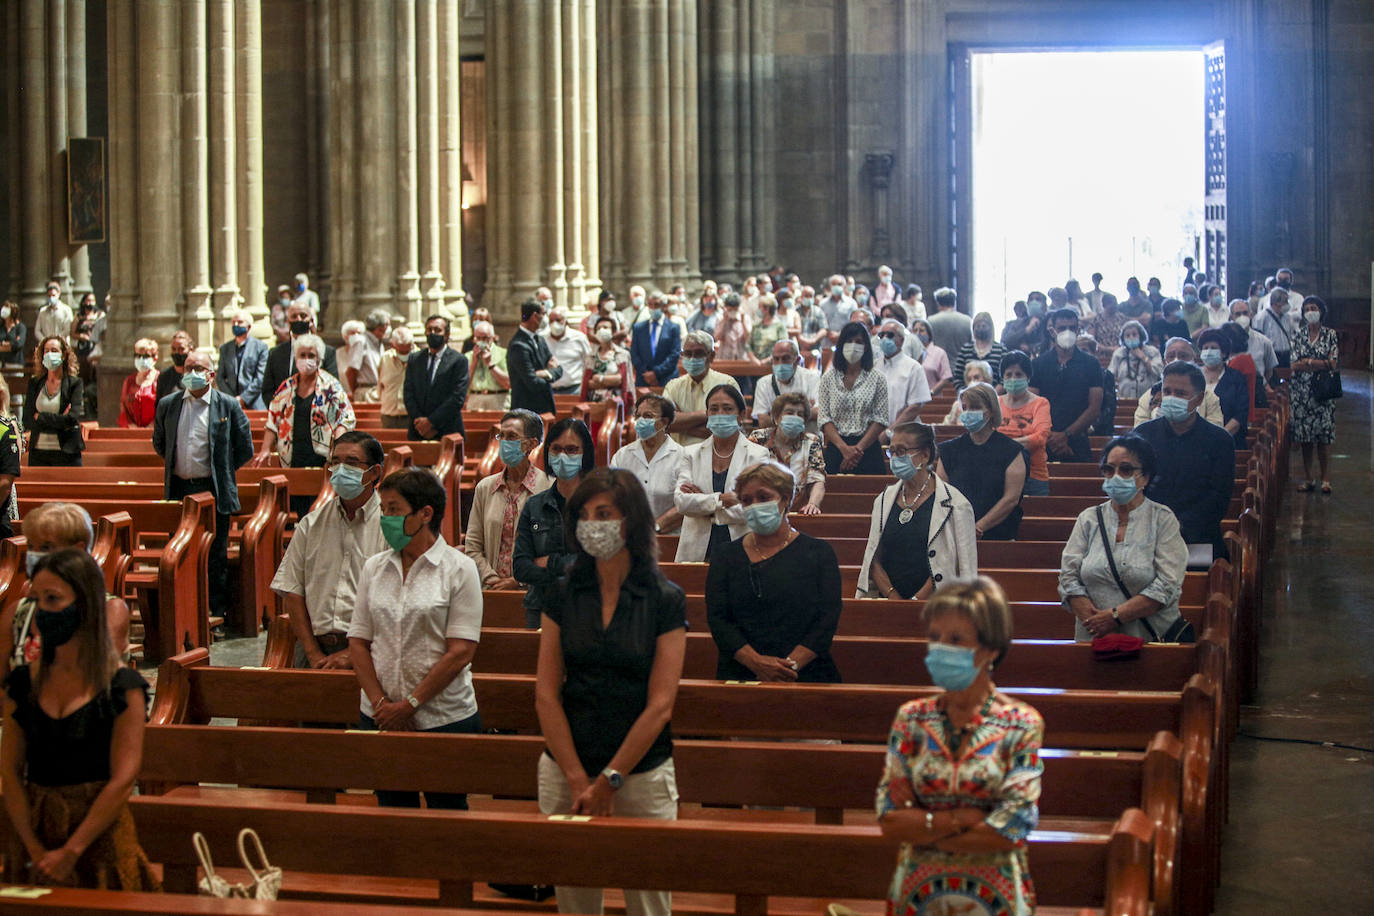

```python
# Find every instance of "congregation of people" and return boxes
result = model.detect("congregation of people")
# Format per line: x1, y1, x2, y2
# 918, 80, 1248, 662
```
0, 257, 1332, 915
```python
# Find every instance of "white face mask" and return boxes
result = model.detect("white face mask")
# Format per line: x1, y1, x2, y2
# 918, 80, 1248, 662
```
841, 342, 865, 363
1056, 329, 1078, 350
596, 327, 613, 343
295, 357, 318, 375
549, 321, 566, 336
1304, 311, 1321, 325
1234, 315, 1250, 329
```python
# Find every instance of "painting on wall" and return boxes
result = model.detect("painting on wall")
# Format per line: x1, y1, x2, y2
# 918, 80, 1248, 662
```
68, 137, 106, 244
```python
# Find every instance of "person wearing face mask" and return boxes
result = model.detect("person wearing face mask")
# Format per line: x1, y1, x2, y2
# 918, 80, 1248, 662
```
673, 385, 769, 562
404, 314, 470, 441
1084, 291, 1128, 351
925, 287, 972, 357
583, 315, 634, 408
0, 299, 28, 366
857, 421, 977, 600
1146, 298, 1190, 351
877, 579, 1041, 916
952, 311, 1006, 386
1027, 310, 1103, 463
1204, 288, 1229, 329
507, 300, 563, 414
152, 347, 253, 618
1064, 278, 1092, 318
996, 351, 1052, 497
936, 383, 1028, 541
746, 295, 788, 364
291, 272, 320, 322
819, 324, 889, 475
939, 360, 992, 425
629, 291, 682, 388
377, 325, 416, 429
1288, 296, 1339, 494
819, 274, 857, 342
261, 303, 338, 402
33, 282, 73, 344
535, 470, 687, 916
611, 395, 684, 534
1107, 320, 1162, 400
1194, 329, 1249, 446
1132, 362, 1236, 562
1132, 338, 1225, 428
1272, 266, 1303, 311
463, 410, 551, 591
461, 319, 511, 411
0, 549, 159, 892
514, 419, 596, 628
688, 281, 720, 334
661, 331, 739, 446
621, 284, 650, 330
215, 309, 270, 410
155, 330, 195, 403
117, 338, 161, 428
706, 460, 841, 682
911, 319, 951, 396
342, 309, 392, 403
713, 292, 752, 361
349, 468, 484, 807
1146, 277, 1164, 311
1227, 299, 1278, 392
871, 319, 931, 430
1060, 436, 1188, 642
902, 283, 927, 323
256, 333, 357, 518
795, 286, 828, 358
752, 338, 820, 429
269, 285, 293, 344
23, 337, 84, 467
1177, 284, 1207, 335
1251, 287, 1298, 369
872, 265, 899, 310
541, 306, 592, 399
747, 393, 826, 515
270, 432, 388, 669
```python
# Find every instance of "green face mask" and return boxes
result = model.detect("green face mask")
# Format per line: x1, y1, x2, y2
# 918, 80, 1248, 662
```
380, 512, 417, 552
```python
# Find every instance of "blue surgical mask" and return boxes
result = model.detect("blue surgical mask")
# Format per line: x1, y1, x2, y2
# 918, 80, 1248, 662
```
1124, 337, 1141, 350
1102, 474, 1138, 505
706, 414, 739, 439
1028, 301, 1045, 317
890, 454, 918, 481
1200, 349, 1223, 367
772, 362, 796, 383
1002, 377, 1028, 394
878, 337, 899, 357
634, 417, 659, 441
232, 324, 249, 337
649, 308, 663, 322
924, 642, 980, 692
1183, 294, 1199, 306
958, 410, 985, 431
548, 453, 583, 480
743, 500, 784, 536
855, 294, 869, 307
682, 356, 707, 376
778, 415, 806, 438
42, 352, 63, 371
330, 464, 368, 500
1159, 395, 1192, 423
181, 371, 209, 390
498, 439, 527, 467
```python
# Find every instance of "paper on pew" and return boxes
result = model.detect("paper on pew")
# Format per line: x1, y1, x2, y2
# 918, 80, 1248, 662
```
0, 888, 52, 899
548, 815, 593, 822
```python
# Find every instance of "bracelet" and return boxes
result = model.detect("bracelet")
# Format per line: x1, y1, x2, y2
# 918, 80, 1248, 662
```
924, 810, 934, 832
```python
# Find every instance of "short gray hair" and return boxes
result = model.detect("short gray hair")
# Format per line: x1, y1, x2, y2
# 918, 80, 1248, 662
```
1268, 288, 1288, 308
771, 337, 800, 359
390, 325, 414, 346
685, 329, 715, 354
933, 287, 957, 309
364, 309, 392, 331
879, 318, 906, 341
962, 359, 993, 384
473, 320, 495, 337
293, 333, 325, 358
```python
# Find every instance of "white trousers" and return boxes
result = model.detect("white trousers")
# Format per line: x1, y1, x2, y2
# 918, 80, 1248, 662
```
536, 753, 678, 916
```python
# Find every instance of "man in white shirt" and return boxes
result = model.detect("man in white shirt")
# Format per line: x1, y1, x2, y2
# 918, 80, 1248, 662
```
541, 307, 592, 397
1273, 267, 1303, 316
819, 274, 857, 342
271, 431, 389, 668
752, 338, 820, 428
1204, 289, 1230, 329
1087, 272, 1106, 313
662, 330, 740, 446
874, 319, 932, 427
377, 326, 415, 428
1251, 288, 1297, 369
620, 284, 650, 330
1228, 299, 1279, 385
292, 272, 321, 321
34, 281, 73, 342
346, 309, 390, 402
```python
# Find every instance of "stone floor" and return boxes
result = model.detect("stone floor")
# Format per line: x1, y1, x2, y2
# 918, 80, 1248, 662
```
199, 376, 1374, 912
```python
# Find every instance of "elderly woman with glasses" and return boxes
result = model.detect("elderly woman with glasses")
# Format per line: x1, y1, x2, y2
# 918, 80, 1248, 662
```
705, 461, 842, 683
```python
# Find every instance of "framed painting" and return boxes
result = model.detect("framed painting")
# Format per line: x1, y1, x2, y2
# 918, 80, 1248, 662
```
68, 137, 106, 244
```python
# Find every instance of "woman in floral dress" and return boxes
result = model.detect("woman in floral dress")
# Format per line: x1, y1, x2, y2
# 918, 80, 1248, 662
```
1289, 296, 1339, 493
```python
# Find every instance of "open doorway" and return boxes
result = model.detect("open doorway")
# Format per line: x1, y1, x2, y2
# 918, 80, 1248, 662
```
966, 50, 1205, 324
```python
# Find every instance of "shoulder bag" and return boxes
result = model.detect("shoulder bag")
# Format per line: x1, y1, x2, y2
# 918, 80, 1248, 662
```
193, 828, 282, 900
1094, 506, 1195, 644
1311, 367, 1343, 402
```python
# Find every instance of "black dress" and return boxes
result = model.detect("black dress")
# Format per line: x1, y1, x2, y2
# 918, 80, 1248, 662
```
705, 533, 843, 682
706, 468, 733, 560
938, 431, 1029, 541
876, 497, 934, 599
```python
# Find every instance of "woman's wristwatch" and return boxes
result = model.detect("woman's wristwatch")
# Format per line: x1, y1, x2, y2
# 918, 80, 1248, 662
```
1110, 607, 1121, 623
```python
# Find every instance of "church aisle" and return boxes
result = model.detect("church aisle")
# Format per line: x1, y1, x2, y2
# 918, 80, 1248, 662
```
1215, 370, 1374, 913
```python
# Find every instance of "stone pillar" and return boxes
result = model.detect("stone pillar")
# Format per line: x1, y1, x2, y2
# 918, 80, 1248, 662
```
326, 0, 356, 322
182, 0, 215, 345
99, 0, 140, 423
65, 0, 91, 299
416, 0, 445, 316
46, 0, 71, 297
4, 4, 20, 301
234, 0, 267, 325
436, 0, 466, 317
18, 0, 53, 312
393, 0, 423, 327
135, 0, 183, 342
354, 0, 397, 324
485, 0, 599, 321
208, 0, 241, 323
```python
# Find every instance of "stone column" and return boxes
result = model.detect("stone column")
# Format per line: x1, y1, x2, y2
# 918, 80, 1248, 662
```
182, 0, 215, 345
326, 0, 356, 322
393, 0, 422, 327
208, 0, 240, 322
65, 0, 91, 299
4, 4, 20, 301
135, 0, 183, 341
46, 0, 71, 297
234, 0, 267, 325
18, 0, 52, 312
416, 0, 445, 316
437, 0, 466, 317
354, 0, 397, 324
485, 0, 599, 321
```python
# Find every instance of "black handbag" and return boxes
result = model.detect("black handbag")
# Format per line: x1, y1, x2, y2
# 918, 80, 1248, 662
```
1095, 506, 1196, 644
1311, 368, 1343, 402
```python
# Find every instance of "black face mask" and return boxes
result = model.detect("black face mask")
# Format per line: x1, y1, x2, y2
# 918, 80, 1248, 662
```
289, 320, 312, 336
75, 339, 94, 355
35, 603, 83, 663
1276, 279, 1291, 290
426, 332, 447, 351
171, 352, 188, 367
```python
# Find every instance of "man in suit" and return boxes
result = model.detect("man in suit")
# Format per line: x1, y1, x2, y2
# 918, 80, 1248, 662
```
216, 308, 270, 409
507, 299, 563, 414
404, 314, 469, 440
261, 301, 338, 403
151, 348, 254, 617
629, 291, 682, 387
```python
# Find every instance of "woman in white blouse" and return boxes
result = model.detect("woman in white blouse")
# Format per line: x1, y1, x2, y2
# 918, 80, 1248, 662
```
1107, 320, 1163, 401
818, 323, 889, 475
610, 394, 684, 534
1058, 435, 1188, 643
673, 384, 769, 562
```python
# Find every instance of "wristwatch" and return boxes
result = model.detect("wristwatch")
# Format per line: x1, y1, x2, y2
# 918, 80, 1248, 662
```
784, 657, 799, 671
405, 693, 421, 709
1109, 607, 1121, 623
600, 767, 624, 790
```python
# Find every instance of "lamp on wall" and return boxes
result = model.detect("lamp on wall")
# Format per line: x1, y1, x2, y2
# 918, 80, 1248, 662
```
461, 162, 477, 211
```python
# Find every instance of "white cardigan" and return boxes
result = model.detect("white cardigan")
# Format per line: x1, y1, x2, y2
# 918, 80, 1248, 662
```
672, 436, 771, 562
855, 478, 979, 598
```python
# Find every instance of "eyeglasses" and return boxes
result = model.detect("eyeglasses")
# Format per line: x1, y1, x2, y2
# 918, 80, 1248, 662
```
876, 332, 899, 340
325, 457, 373, 470
884, 447, 923, 460
1100, 464, 1140, 478
548, 448, 583, 457
494, 432, 528, 442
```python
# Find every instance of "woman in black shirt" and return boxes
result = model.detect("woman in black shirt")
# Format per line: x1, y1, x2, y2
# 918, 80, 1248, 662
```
937, 382, 1029, 541
0, 549, 156, 890
706, 460, 843, 682
535, 469, 687, 916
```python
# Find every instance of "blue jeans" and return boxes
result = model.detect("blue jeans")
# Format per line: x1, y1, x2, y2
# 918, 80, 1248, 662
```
357, 710, 483, 809
1023, 477, 1051, 497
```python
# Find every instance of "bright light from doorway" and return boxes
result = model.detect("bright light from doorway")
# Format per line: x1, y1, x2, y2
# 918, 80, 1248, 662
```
971, 50, 1204, 326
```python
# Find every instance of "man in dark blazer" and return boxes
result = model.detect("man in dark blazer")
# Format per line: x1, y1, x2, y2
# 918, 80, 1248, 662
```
261, 301, 338, 404
404, 314, 469, 440
507, 299, 564, 415
216, 308, 270, 410
151, 348, 254, 617
629, 291, 682, 387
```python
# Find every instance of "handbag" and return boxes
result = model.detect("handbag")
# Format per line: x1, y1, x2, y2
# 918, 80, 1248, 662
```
1094, 506, 1195, 644
1311, 368, 1343, 402
193, 829, 282, 900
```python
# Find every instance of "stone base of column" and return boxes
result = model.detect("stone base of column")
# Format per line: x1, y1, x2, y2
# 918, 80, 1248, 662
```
187, 285, 216, 350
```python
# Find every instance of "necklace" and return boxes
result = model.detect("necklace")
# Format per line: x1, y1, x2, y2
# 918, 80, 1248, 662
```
746, 527, 796, 563
941, 687, 996, 754
711, 439, 736, 460
896, 472, 931, 524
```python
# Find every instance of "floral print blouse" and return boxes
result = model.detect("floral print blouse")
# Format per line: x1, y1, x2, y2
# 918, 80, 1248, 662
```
265, 369, 356, 466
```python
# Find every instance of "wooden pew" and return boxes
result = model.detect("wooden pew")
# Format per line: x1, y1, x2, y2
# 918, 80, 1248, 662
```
0, 889, 512, 914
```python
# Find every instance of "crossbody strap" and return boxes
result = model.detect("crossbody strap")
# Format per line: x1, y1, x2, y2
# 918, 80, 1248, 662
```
1094, 505, 1133, 602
